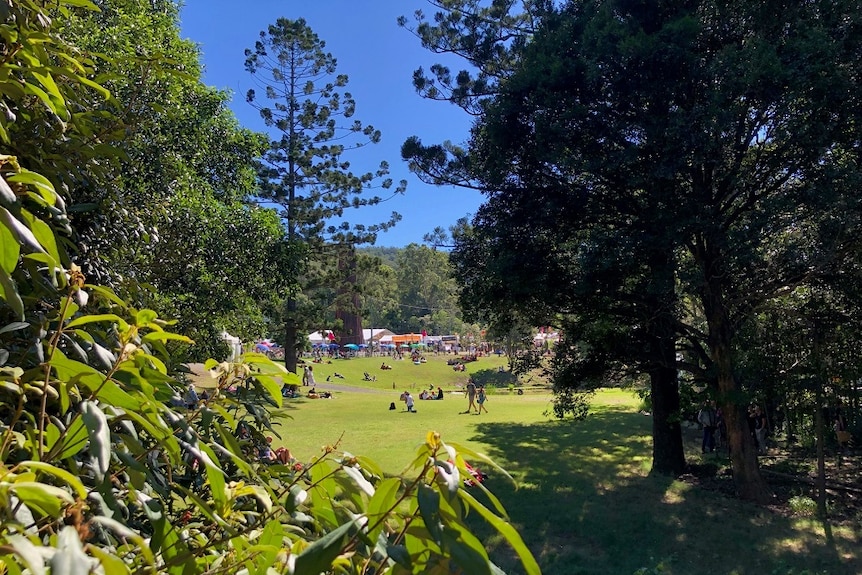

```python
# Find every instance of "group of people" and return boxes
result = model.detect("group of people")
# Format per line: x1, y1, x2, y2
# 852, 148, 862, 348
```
307, 387, 333, 399
698, 401, 769, 454
697, 401, 724, 453
419, 386, 444, 400
183, 383, 209, 409
464, 379, 488, 414
236, 422, 293, 465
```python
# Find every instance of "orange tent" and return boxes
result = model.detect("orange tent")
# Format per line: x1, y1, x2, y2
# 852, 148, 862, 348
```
391, 333, 422, 344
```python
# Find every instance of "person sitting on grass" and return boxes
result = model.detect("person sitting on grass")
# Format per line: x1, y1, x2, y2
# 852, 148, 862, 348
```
258, 437, 278, 463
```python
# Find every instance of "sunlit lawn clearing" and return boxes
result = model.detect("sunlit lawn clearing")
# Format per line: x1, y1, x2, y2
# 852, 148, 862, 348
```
271, 362, 859, 575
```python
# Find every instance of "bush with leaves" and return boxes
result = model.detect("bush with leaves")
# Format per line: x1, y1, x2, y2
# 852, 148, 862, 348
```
0, 2, 540, 574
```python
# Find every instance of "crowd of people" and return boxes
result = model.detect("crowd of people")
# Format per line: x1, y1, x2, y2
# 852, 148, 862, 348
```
697, 401, 771, 454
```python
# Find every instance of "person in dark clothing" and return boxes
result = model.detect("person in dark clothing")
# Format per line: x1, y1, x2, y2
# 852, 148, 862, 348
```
753, 405, 768, 454
698, 401, 718, 453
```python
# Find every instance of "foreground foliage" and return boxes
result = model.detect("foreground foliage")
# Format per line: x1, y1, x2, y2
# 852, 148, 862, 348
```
0, 1, 539, 573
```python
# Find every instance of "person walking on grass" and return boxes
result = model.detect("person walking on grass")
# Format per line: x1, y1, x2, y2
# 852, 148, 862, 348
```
477, 386, 488, 414
465, 378, 477, 414
405, 391, 416, 413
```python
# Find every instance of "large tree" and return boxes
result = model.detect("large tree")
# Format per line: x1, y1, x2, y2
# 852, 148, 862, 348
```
55, 0, 289, 360
445, 0, 862, 501
244, 18, 406, 372
402, 0, 687, 475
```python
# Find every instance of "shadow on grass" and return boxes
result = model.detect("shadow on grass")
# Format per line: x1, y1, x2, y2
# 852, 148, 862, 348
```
472, 368, 518, 389
466, 406, 856, 575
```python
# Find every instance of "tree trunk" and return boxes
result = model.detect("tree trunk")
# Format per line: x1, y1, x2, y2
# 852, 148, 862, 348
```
816, 383, 827, 517
335, 245, 364, 345
647, 250, 686, 476
718, 389, 769, 501
650, 355, 686, 475
284, 297, 298, 374
703, 277, 772, 503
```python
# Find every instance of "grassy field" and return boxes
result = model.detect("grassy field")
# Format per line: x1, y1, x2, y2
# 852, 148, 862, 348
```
194, 354, 860, 575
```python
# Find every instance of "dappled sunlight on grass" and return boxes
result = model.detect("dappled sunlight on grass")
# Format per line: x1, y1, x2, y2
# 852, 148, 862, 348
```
277, 372, 860, 574
661, 485, 689, 504
463, 394, 859, 575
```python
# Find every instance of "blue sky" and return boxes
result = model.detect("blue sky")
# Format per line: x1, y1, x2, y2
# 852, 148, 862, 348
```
179, 1, 482, 248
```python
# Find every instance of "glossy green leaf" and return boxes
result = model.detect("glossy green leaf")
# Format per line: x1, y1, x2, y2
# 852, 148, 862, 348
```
342, 464, 375, 497
87, 546, 131, 575
17, 461, 87, 499
210, 427, 253, 477
134, 309, 158, 327
19, 210, 59, 266
6, 170, 55, 202
441, 525, 492, 575
30, 69, 68, 119
0, 266, 23, 319
457, 487, 541, 575
11, 482, 74, 517
58, 416, 88, 459
82, 284, 128, 308
140, 331, 193, 344
198, 442, 227, 512
355, 454, 384, 478
44, 422, 61, 453
172, 484, 218, 524
90, 516, 155, 566
0, 221, 19, 273
20, 80, 58, 116
0, 207, 43, 253
367, 476, 400, 541
0, 172, 15, 205
64, 313, 128, 330
253, 374, 283, 408
81, 400, 110, 482
294, 518, 358, 575
0, 320, 28, 334
417, 484, 444, 545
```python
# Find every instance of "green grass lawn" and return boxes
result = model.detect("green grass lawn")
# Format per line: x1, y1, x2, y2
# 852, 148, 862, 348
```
212, 355, 860, 574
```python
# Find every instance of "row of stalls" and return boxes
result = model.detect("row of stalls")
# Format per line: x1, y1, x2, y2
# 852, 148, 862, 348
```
307, 330, 462, 352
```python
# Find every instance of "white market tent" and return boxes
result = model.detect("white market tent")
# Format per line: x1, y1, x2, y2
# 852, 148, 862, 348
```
308, 331, 334, 344
363, 328, 394, 344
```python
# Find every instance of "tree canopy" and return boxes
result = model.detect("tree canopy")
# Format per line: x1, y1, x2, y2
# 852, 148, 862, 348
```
244, 18, 407, 372
53, 0, 290, 360
407, 0, 862, 501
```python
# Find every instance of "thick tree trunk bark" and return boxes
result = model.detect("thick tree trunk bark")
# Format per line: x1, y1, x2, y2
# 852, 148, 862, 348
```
703, 277, 772, 503
650, 354, 686, 475
647, 250, 686, 476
